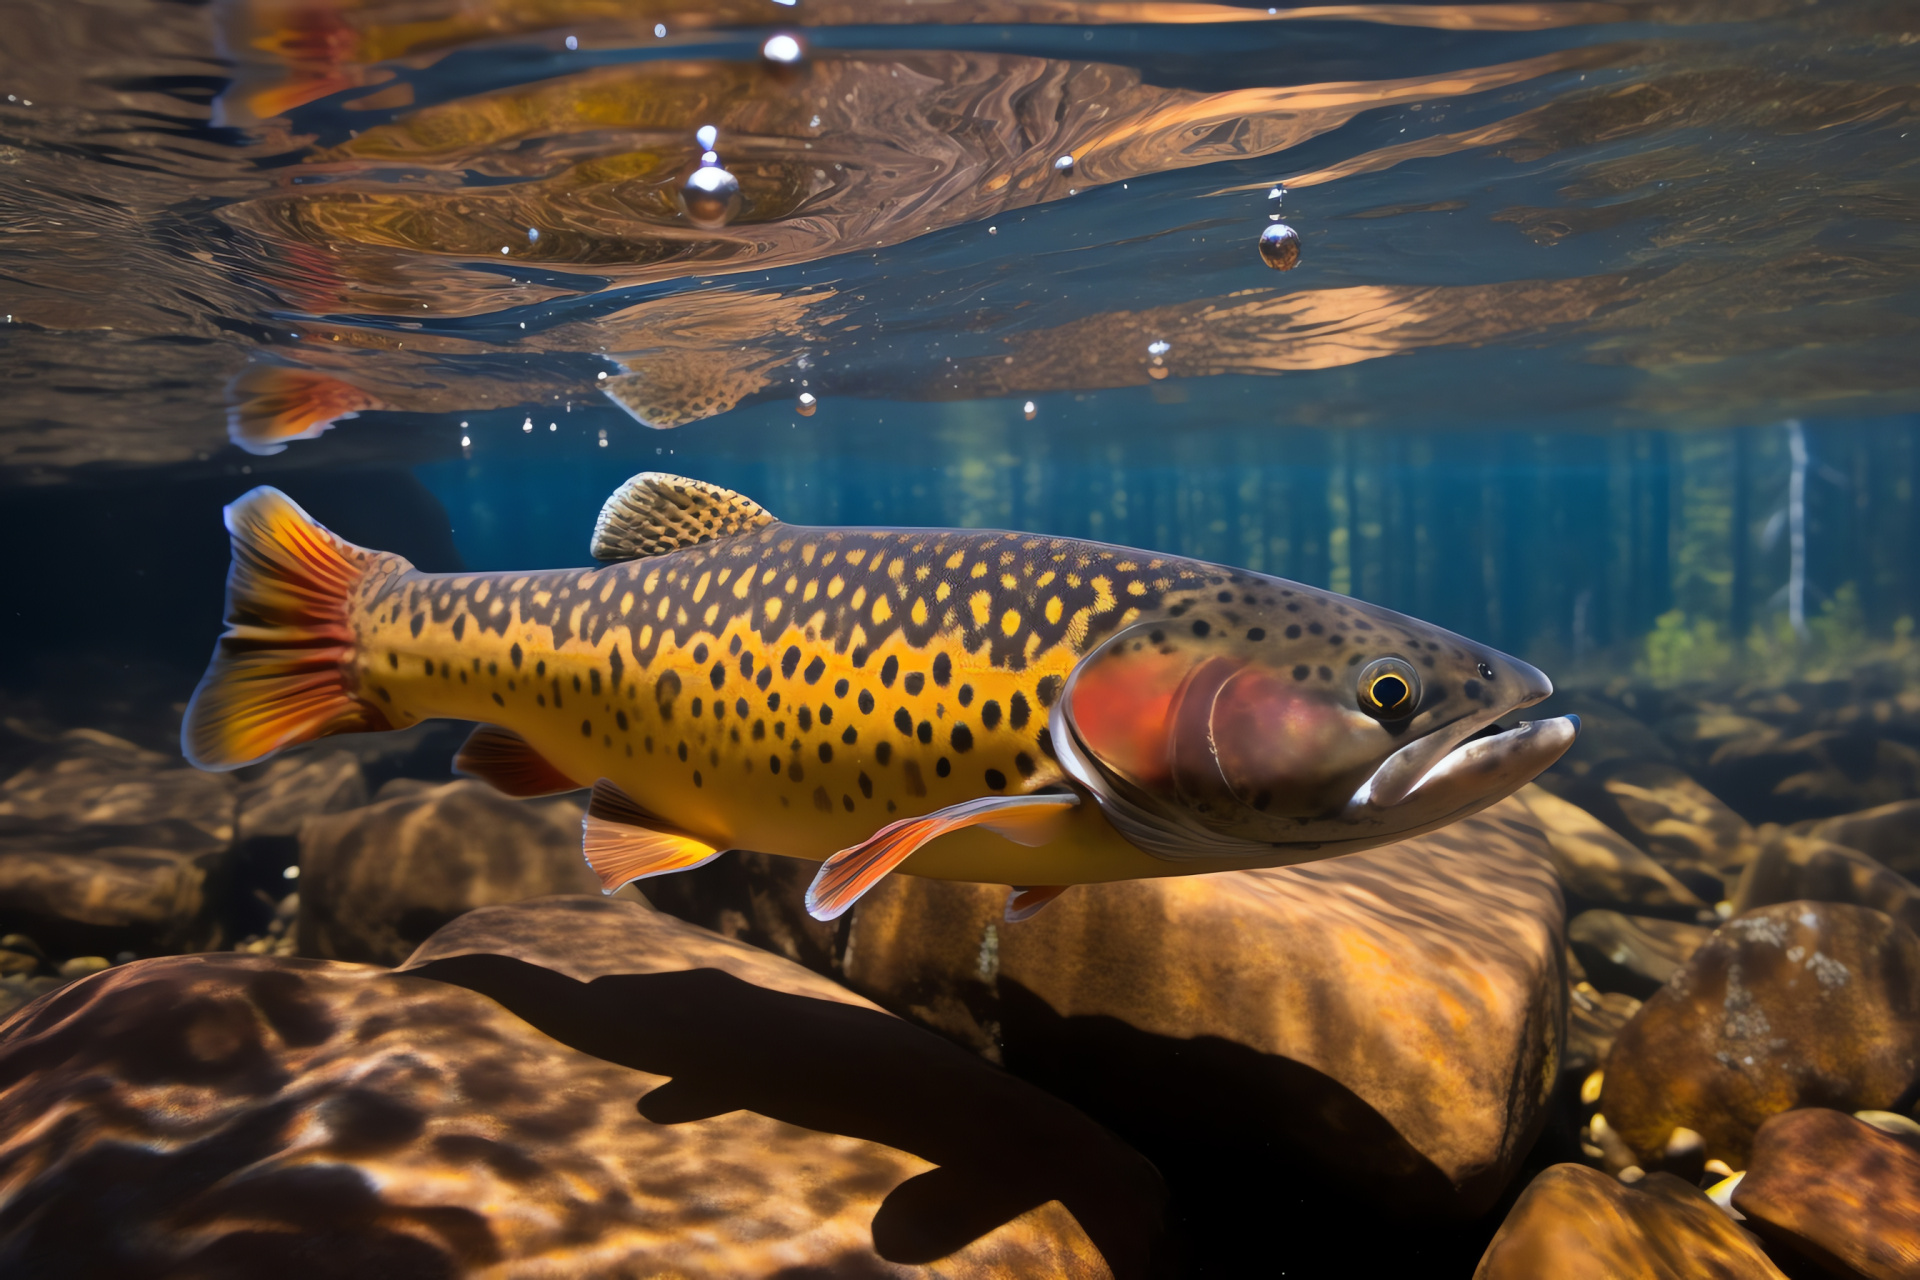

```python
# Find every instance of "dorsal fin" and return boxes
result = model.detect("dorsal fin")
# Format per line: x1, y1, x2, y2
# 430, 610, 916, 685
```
590, 472, 776, 562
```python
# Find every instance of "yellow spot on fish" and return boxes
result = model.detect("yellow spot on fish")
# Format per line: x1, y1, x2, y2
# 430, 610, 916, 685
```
970, 562, 988, 579
1024, 631, 1042, 661
717, 568, 732, 585
692, 572, 712, 604
846, 550, 866, 566
1000, 609, 1022, 636
802, 544, 817, 565
827, 576, 845, 599
1117, 561, 1138, 572
945, 550, 966, 571
1000, 573, 1017, 589
911, 598, 929, 626
1036, 570, 1056, 588
620, 592, 635, 614
914, 564, 930, 582
644, 569, 660, 593
640, 624, 653, 648
888, 558, 905, 581
676, 607, 689, 626
970, 591, 992, 627
804, 580, 819, 602
533, 591, 553, 607
764, 598, 783, 621
474, 582, 491, 603
1045, 596, 1063, 624
851, 585, 868, 610
762, 567, 780, 585
822, 550, 837, 566
1127, 580, 1147, 596
936, 582, 952, 602
703, 603, 720, 627
872, 596, 892, 625
1066, 574, 1083, 588
657, 597, 671, 620
732, 573, 752, 600
785, 575, 799, 593
1092, 576, 1116, 612
1066, 607, 1091, 648
1119, 607, 1141, 626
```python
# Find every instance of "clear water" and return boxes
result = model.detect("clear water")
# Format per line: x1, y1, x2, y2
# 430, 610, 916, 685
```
3, 0, 1919, 1273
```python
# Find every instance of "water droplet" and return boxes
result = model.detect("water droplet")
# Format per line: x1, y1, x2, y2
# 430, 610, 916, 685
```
597, 371, 608, 380
548, 422, 557, 432
500, 246, 510, 254
654, 22, 666, 36
565, 34, 578, 50
1269, 186, 1285, 201
1258, 222, 1301, 271
460, 420, 468, 428
1148, 340, 1170, 356
527, 227, 539, 242
1023, 401, 1037, 420
283, 865, 300, 880
797, 392, 817, 416
597, 429, 609, 447
763, 34, 803, 65
988, 226, 997, 235
697, 125, 718, 151
523, 418, 534, 433
680, 162, 742, 229
1054, 154, 1075, 173
460, 435, 471, 447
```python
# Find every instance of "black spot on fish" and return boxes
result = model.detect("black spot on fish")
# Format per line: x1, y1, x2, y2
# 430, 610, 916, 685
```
797, 707, 812, 731
710, 663, 726, 690
581, 720, 591, 736
452, 616, 466, 641
1329, 634, 1344, 647
616, 710, 628, 730
1217, 591, 1233, 603
790, 761, 805, 783
389, 653, 398, 669
713, 700, 725, 721
804, 656, 826, 685
1192, 620, 1211, 637
736, 698, 749, 718
894, 708, 913, 735
880, 656, 899, 687
813, 787, 832, 812
756, 668, 772, 691
842, 726, 857, 745
1293, 665, 1309, 681
981, 701, 1001, 730
573, 675, 582, 693
377, 688, 390, 703
782, 647, 802, 678
1248, 628, 1266, 641
842, 794, 855, 812
951, 725, 974, 753
410, 614, 424, 638
1286, 625, 1302, 639
537, 694, 546, 707
1037, 728, 1057, 760
876, 742, 892, 765
936, 757, 951, 777
693, 643, 709, 664
770, 755, 783, 775
1462, 679, 1483, 701
904, 672, 925, 696
858, 690, 875, 714
677, 741, 688, 761
819, 705, 833, 725
932, 653, 952, 687
691, 697, 702, 717
1149, 630, 1164, 644
753, 719, 765, 740
1036, 676, 1063, 708
729, 635, 742, 655
1318, 666, 1332, 680
1308, 623, 1324, 636
985, 769, 1007, 790
423, 659, 434, 677
1009, 692, 1031, 729
608, 648, 622, 689
1015, 752, 1036, 777
590, 669, 601, 695
917, 721, 933, 744
738, 653, 753, 679
536, 660, 547, 678
492, 692, 504, 707
851, 646, 869, 668
834, 678, 849, 698
903, 760, 926, 796
819, 742, 833, 763
768, 691, 782, 712
693, 771, 702, 787
510, 643, 523, 669
858, 772, 873, 799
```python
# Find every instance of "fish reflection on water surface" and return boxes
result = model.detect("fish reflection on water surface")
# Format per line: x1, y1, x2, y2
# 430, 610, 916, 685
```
184, 472, 1577, 921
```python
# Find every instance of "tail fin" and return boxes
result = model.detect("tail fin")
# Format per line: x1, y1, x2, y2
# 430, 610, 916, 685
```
182, 487, 403, 771
225, 363, 386, 456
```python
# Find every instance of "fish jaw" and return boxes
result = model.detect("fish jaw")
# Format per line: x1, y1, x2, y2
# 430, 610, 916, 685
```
1350, 653, 1553, 809
1337, 713, 1580, 834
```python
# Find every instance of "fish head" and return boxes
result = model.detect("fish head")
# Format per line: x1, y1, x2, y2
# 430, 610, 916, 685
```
1051, 579, 1577, 860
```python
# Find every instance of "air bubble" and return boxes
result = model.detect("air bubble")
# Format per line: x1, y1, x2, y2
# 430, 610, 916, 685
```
762, 34, 803, 65
697, 125, 718, 150
680, 159, 742, 229
798, 392, 817, 416
523, 418, 534, 433
527, 227, 539, 242
654, 22, 666, 36
1023, 401, 1037, 420
1054, 154, 1075, 173
565, 34, 577, 50
1258, 222, 1301, 271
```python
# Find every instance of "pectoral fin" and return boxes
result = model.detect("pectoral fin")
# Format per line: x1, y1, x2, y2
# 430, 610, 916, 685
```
454, 724, 581, 797
805, 793, 1080, 922
582, 780, 722, 893
1005, 884, 1069, 922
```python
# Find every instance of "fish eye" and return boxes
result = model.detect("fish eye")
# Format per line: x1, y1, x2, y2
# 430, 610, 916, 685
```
1477, 661, 1495, 680
1357, 657, 1419, 719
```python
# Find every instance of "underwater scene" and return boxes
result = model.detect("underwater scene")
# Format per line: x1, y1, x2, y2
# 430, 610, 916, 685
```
3, 0, 1919, 1274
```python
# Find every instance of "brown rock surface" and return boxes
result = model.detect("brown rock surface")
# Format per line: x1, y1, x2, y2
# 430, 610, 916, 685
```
838, 798, 1567, 1215
1539, 760, 1759, 898
0, 910, 1161, 1276
1474, 1163, 1785, 1280
1568, 910, 1714, 999
235, 750, 368, 843
0, 729, 237, 953
1516, 784, 1709, 915
1800, 798, 1920, 880
1735, 830, 1920, 936
1733, 1107, 1920, 1280
1601, 901, 1920, 1167
1567, 982, 1642, 1079
296, 779, 599, 965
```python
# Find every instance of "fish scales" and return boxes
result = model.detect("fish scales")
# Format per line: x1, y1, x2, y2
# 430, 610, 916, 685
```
355, 525, 1220, 866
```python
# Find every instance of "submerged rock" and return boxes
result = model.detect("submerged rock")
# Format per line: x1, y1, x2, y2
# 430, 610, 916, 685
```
0, 900, 1160, 1278
1567, 982, 1642, 1080
1567, 910, 1714, 999
838, 798, 1566, 1216
1704, 729, 1920, 826
1733, 1107, 1920, 1280
1798, 798, 1920, 881
296, 780, 598, 966
1600, 901, 1920, 1167
0, 729, 237, 954
1734, 829, 1920, 936
235, 750, 368, 845
1474, 1164, 1785, 1280
1538, 760, 1759, 901
1515, 785, 1709, 916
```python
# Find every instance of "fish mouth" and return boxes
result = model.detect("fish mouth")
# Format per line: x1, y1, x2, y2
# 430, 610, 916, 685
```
1339, 713, 1580, 826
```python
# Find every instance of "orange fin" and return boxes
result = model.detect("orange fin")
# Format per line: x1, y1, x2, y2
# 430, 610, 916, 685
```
182, 488, 405, 771
454, 724, 580, 797
805, 793, 1080, 922
1005, 884, 1070, 922
226, 364, 386, 456
582, 780, 723, 893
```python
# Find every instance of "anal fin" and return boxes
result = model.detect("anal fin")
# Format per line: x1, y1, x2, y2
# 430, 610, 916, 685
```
1005, 884, 1070, 922
805, 793, 1079, 922
454, 724, 581, 797
583, 779, 722, 893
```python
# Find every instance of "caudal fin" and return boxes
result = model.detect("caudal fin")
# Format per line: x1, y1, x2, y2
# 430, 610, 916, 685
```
226, 364, 386, 456
182, 487, 404, 771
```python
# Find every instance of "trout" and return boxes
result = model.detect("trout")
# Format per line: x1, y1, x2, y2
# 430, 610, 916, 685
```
184, 473, 1578, 920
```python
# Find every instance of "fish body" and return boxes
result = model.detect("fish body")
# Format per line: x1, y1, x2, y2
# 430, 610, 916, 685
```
184, 473, 1578, 918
